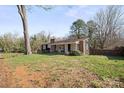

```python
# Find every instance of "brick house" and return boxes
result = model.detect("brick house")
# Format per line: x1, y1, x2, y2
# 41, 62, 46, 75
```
41, 37, 89, 55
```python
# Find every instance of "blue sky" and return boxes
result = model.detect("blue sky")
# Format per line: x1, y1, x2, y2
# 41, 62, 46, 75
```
0, 5, 106, 37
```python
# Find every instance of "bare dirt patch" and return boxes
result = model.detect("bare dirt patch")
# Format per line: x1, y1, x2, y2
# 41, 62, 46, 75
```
47, 68, 99, 87
12, 66, 50, 88
0, 59, 13, 87
0, 58, 123, 88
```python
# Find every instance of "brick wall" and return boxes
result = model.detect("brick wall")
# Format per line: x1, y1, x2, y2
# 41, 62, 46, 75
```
79, 41, 83, 52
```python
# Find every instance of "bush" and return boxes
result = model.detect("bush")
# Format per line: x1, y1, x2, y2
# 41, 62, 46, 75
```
115, 46, 124, 56
69, 50, 82, 56
120, 47, 124, 56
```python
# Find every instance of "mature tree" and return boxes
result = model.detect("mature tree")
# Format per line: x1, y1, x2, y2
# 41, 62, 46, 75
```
87, 20, 97, 48
0, 33, 21, 53
17, 5, 52, 55
17, 5, 32, 55
94, 6, 124, 49
70, 19, 88, 39
30, 31, 51, 53
0, 33, 13, 52
13, 37, 25, 53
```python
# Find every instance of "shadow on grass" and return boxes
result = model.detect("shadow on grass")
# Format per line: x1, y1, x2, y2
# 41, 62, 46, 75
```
107, 56, 124, 61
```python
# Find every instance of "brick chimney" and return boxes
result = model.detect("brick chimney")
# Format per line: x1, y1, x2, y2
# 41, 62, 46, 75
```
50, 39, 55, 43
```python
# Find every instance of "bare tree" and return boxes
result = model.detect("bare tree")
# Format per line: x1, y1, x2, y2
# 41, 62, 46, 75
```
17, 5, 52, 55
94, 6, 124, 49
17, 5, 32, 55
30, 31, 51, 53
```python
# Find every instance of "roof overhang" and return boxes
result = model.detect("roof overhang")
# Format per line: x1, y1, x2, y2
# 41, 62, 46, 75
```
42, 37, 89, 45
50, 41, 79, 45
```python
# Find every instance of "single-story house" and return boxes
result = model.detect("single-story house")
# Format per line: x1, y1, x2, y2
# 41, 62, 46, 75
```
41, 37, 89, 55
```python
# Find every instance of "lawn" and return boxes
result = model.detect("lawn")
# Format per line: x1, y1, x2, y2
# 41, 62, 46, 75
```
0, 53, 124, 88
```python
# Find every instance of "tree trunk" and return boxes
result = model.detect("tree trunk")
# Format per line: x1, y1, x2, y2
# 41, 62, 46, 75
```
99, 42, 104, 49
17, 5, 32, 55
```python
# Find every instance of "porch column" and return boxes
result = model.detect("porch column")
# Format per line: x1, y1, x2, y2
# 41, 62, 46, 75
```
83, 40, 86, 55
74, 42, 78, 50
74, 42, 78, 51
65, 44, 68, 54
50, 45, 52, 52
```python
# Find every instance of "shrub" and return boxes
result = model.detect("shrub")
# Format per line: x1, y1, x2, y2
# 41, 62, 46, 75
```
120, 47, 124, 56
69, 50, 82, 56
115, 46, 124, 56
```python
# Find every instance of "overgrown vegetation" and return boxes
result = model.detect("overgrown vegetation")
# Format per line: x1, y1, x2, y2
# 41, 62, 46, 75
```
68, 6, 124, 49
1, 53, 124, 88
115, 46, 124, 56
69, 50, 82, 56
0, 6, 124, 88
0, 31, 50, 54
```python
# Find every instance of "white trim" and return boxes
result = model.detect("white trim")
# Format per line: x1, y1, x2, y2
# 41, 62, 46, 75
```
50, 41, 77, 45
42, 38, 88, 45
65, 44, 69, 54
75, 41, 79, 44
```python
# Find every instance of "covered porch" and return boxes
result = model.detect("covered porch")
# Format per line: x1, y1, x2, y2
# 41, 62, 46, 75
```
50, 41, 83, 54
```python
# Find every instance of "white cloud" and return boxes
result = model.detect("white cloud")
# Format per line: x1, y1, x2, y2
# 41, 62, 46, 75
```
65, 6, 99, 21
65, 8, 79, 18
65, 6, 89, 18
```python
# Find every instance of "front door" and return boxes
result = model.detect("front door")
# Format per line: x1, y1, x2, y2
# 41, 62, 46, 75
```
68, 44, 71, 52
51, 45, 56, 52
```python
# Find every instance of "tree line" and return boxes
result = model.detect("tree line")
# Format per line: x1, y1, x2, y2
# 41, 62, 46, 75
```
0, 31, 50, 53
0, 5, 124, 54
69, 6, 124, 49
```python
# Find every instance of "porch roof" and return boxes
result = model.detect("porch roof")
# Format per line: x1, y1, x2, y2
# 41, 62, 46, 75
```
42, 37, 88, 45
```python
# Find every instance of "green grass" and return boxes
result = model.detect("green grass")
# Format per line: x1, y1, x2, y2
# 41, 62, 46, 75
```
3, 53, 124, 79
